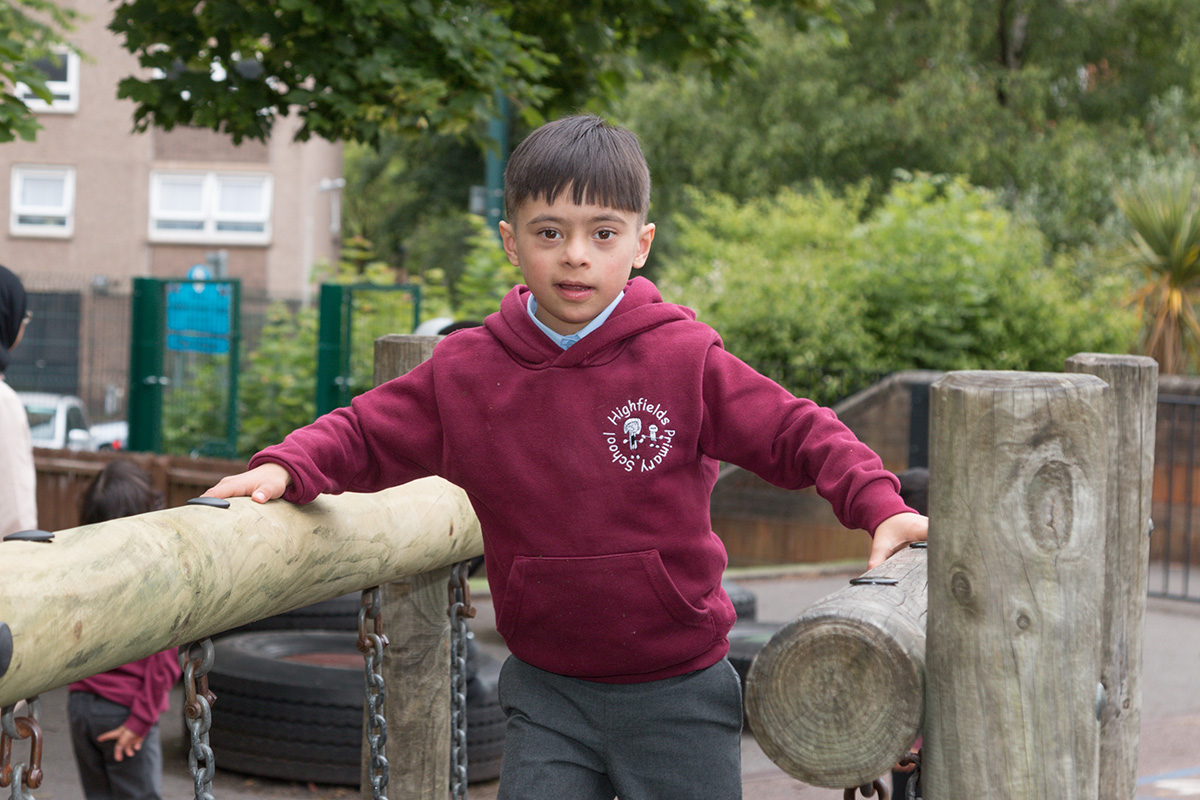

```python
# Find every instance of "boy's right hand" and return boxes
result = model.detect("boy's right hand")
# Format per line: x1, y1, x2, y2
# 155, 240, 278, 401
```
203, 463, 292, 504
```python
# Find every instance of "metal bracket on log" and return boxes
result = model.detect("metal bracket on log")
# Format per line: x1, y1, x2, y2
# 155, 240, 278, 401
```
2, 530, 54, 543
0, 623, 12, 680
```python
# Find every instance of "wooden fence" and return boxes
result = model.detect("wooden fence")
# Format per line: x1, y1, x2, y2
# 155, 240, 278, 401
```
32, 449, 243, 532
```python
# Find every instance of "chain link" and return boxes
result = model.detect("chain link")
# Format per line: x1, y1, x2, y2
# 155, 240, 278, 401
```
448, 562, 476, 799
180, 639, 217, 800
358, 587, 390, 800
844, 779, 888, 800
900, 750, 922, 800
7, 764, 34, 800
1, 699, 43, 800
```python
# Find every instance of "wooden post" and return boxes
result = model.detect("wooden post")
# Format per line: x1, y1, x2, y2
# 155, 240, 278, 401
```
365, 334, 456, 800
1065, 354, 1158, 800
925, 371, 1110, 799
744, 545, 927, 788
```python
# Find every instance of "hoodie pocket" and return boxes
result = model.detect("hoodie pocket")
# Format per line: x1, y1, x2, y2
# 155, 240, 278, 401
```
496, 550, 720, 679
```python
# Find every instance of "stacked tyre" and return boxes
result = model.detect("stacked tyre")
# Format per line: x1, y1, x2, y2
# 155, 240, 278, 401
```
204, 629, 505, 786
204, 579, 761, 786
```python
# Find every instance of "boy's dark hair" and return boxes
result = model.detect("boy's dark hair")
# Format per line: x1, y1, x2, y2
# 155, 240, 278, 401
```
896, 467, 929, 516
503, 115, 651, 223
79, 459, 164, 525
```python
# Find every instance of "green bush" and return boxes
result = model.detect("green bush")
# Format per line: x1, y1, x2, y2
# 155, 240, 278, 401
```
656, 173, 1139, 403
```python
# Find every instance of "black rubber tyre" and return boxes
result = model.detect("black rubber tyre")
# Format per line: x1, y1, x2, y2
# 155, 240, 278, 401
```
726, 620, 783, 690
722, 579, 757, 622
204, 630, 505, 786
226, 593, 362, 634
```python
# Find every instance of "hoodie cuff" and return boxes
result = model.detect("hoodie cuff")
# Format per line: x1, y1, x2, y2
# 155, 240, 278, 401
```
856, 479, 919, 536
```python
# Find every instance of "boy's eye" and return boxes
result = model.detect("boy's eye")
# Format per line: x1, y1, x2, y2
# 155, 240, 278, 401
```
595, 229, 616, 241
538, 229, 561, 240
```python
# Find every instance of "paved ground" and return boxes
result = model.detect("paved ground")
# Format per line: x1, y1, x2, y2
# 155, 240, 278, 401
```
22, 566, 1200, 799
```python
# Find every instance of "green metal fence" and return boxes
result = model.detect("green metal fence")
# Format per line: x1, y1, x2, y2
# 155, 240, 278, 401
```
128, 276, 241, 457
316, 283, 420, 417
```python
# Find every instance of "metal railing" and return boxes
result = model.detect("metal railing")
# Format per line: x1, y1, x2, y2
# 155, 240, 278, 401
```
1150, 393, 1200, 602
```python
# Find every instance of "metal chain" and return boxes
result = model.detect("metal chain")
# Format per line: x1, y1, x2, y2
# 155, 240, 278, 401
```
844, 779, 888, 800
8, 765, 33, 800
900, 750, 922, 800
1, 703, 42, 792
448, 562, 476, 799
1, 699, 43, 800
358, 587, 390, 800
180, 639, 217, 800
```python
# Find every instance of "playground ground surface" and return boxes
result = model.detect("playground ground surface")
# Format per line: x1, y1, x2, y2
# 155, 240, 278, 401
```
25, 564, 1200, 800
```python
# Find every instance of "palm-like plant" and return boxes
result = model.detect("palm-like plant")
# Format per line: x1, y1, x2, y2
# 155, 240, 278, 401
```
1116, 172, 1200, 374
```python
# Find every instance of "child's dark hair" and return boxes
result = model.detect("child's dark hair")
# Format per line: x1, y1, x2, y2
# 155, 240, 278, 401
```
503, 115, 651, 223
79, 459, 164, 525
896, 467, 929, 516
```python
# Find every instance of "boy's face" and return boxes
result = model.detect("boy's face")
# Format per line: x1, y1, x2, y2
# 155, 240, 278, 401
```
499, 194, 655, 336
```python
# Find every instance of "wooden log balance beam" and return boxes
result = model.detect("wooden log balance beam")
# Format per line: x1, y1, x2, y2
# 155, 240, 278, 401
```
745, 544, 928, 788
0, 476, 483, 709
746, 357, 1155, 798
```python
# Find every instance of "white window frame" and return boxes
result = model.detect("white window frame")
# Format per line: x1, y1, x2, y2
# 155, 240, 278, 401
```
149, 170, 273, 245
15, 49, 81, 114
10, 165, 76, 238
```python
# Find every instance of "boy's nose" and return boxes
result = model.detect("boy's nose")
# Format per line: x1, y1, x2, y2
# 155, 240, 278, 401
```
562, 235, 591, 266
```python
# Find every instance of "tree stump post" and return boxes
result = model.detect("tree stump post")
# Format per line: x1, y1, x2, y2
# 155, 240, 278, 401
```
1065, 354, 1158, 800
925, 371, 1110, 799
364, 335, 457, 800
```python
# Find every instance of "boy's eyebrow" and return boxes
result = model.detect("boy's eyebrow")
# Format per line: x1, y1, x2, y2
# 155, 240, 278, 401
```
525, 211, 630, 226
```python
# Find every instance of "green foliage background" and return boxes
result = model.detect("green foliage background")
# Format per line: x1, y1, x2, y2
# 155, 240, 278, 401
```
657, 174, 1138, 404
125, 0, 1200, 456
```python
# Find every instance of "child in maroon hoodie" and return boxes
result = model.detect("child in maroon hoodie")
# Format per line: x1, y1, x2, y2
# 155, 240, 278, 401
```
69, 460, 181, 800
205, 115, 928, 799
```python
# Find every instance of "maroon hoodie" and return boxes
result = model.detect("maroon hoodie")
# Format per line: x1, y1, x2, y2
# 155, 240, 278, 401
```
251, 277, 911, 683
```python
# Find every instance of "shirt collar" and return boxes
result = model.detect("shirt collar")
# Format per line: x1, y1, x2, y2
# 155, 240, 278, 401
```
527, 291, 625, 350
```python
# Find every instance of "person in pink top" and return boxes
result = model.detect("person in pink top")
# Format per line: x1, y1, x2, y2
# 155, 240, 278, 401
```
205, 115, 928, 800
69, 460, 181, 800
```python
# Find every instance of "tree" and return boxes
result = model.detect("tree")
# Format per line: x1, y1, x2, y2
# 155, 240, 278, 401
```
655, 174, 1137, 403
106, 0, 850, 147
1116, 168, 1200, 374
619, 0, 1200, 256
0, 0, 78, 142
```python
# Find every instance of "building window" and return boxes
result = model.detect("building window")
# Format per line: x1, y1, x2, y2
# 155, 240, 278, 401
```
10, 165, 75, 237
15, 50, 81, 114
149, 171, 272, 244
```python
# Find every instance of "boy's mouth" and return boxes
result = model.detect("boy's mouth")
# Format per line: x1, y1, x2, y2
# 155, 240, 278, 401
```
557, 282, 594, 299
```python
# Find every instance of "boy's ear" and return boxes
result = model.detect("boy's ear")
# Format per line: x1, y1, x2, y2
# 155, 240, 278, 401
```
498, 220, 520, 267
633, 222, 656, 270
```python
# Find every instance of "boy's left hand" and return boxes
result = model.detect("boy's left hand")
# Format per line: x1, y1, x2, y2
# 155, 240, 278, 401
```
868, 512, 928, 570
97, 725, 143, 762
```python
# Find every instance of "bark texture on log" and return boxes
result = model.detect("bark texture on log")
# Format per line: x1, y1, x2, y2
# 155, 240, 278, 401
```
0, 478, 481, 708
745, 545, 927, 788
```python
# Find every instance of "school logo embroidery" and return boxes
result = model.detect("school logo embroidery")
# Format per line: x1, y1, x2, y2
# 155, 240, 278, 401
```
604, 398, 676, 473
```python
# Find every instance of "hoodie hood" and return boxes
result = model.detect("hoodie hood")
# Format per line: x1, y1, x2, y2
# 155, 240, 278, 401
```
485, 277, 695, 369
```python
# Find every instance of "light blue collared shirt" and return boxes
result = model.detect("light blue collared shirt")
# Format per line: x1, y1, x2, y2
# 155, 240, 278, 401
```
527, 291, 625, 349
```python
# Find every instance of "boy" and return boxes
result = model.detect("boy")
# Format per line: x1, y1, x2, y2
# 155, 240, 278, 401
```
205, 114, 927, 799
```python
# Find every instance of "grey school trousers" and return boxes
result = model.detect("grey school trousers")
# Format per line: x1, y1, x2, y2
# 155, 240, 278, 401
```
496, 655, 743, 800
68, 692, 165, 800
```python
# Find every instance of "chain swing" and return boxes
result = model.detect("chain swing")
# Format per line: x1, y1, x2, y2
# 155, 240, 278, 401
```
1, 698, 43, 800
180, 639, 218, 800
448, 561, 476, 800
358, 587, 390, 800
